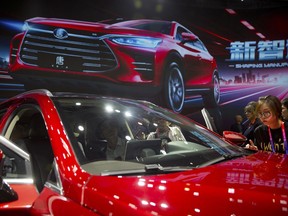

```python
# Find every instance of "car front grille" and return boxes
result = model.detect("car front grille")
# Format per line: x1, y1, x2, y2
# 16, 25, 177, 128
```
19, 24, 117, 72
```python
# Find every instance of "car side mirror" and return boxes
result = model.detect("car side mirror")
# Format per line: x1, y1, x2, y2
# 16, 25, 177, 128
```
223, 131, 247, 146
0, 150, 18, 203
181, 32, 198, 42
0, 177, 18, 203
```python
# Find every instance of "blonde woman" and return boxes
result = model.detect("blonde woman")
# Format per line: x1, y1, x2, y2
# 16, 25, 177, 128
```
242, 103, 262, 146
246, 95, 288, 154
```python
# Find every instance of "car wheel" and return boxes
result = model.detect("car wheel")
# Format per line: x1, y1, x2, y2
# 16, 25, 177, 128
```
163, 62, 185, 113
203, 73, 220, 108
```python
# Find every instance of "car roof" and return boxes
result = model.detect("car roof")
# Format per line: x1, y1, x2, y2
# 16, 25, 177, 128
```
111, 19, 175, 26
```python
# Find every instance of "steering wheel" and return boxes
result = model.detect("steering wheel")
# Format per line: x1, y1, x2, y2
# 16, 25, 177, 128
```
159, 136, 171, 152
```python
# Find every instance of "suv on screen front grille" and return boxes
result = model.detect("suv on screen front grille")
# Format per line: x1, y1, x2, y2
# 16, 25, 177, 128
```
9, 17, 220, 113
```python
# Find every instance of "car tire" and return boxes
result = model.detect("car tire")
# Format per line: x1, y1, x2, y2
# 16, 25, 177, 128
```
203, 73, 220, 108
163, 62, 185, 113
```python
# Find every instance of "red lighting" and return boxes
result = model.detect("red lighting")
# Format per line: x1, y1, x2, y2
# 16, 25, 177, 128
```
240, 20, 255, 30
225, 9, 236, 15
256, 32, 266, 39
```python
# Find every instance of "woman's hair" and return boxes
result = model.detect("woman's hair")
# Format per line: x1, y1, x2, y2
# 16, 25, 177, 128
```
281, 98, 288, 109
256, 95, 282, 118
247, 101, 257, 110
244, 104, 256, 113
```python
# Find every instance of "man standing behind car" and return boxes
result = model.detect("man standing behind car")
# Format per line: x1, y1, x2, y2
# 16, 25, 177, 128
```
147, 119, 185, 141
99, 118, 126, 160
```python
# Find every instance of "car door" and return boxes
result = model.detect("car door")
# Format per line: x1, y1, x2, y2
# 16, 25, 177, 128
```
176, 26, 204, 82
0, 104, 53, 215
0, 100, 96, 216
176, 26, 215, 87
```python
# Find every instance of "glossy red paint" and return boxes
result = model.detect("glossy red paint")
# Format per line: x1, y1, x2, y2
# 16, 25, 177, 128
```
82, 152, 288, 215
30, 187, 99, 216
0, 184, 38, 215
0, 90, 287, 215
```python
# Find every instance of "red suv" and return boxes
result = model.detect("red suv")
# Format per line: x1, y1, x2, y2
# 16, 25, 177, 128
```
9, 17, 220, 112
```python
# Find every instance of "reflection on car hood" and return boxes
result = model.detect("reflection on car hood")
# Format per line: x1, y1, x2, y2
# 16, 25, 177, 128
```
26, 17, 171, 38
83, 151, 288, 215
27, 17, 109, 28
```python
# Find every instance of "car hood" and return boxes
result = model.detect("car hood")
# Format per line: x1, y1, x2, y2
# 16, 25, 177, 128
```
26, 17, 109, 31
26, 17, 170, 38
83, 151, 288, 215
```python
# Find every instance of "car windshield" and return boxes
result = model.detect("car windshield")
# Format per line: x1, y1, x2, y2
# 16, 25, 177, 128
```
52, 96, 246, 176
113, 20, 172, 35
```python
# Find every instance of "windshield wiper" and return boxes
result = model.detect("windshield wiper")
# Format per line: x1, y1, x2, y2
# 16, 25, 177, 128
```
145, 164, 164, 172
145, 164, 192, 173
222, 153, 245, 160
101, 164, 192, 176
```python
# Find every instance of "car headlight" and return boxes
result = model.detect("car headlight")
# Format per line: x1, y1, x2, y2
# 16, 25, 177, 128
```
22, 21, 29, 31
110, 36, 162, 48
0, 19, 26, 32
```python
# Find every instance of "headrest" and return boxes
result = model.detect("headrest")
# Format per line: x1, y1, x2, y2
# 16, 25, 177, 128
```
28, 114, 48, 139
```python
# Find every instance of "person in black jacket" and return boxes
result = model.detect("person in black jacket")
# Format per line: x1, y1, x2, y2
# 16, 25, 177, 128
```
246, 95, 288, 154
281, 97, 288, 121
242, 103, 262, 146
230, 115, 244, 134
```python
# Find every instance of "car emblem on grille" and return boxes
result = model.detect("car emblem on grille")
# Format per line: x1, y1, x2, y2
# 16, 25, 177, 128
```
56, 56, 64, 66
53, 28, 68, 39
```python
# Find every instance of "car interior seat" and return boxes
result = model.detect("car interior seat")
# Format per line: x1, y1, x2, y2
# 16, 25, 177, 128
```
6, 121, 30, 175
83, 119, 107, 161
10, 121, 29, 152
24, 113, 54, 192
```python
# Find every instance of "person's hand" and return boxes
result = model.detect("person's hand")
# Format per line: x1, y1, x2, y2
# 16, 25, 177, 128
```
245, 139, 258, 151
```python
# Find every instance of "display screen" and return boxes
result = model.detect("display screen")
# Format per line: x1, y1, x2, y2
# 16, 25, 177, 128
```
1, 0, 288, 133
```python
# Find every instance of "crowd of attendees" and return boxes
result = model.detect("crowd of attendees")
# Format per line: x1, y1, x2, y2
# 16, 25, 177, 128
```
230, 95, 288, 154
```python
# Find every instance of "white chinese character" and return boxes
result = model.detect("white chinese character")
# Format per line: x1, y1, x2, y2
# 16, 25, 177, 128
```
258, 40, 285, 61
244, 41, 256, 61
228, 41, 256, 61
56, 56, 64, 65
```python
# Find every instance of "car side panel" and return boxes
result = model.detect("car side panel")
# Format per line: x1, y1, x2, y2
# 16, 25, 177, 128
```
183, 48, 216, 86
0, 183, 38, 215
30, 187, 99, 216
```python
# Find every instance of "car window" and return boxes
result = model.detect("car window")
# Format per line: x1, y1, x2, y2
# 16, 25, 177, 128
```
0, 107, 31, 180
46, 163, 63, 194
0, 138, 30, 179
175, 26, 188, 41
176, 26, 208, 52
192, 39, 208, 51
1, 106, 54, 192
53, 97, 244, 175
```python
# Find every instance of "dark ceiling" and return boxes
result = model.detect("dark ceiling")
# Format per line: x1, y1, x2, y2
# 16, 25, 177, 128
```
1, 0, 288, 57
2, 0, 288, 19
